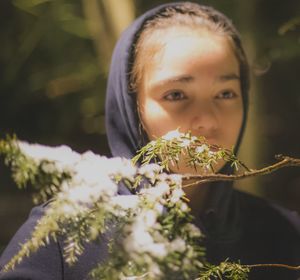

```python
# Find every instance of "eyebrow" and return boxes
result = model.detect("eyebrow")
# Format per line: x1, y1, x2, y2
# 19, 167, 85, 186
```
153, 73, 240, 88
218, 73, 240, 81
156, 75, 195, 87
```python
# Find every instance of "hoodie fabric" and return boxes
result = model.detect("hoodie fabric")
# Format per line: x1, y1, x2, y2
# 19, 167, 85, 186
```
1, 2, 300, 280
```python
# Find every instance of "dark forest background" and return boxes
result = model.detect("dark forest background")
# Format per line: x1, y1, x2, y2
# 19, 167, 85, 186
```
0, 0, 299, 252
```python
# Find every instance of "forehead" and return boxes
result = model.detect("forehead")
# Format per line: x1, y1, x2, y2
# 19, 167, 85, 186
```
142, 28, 239, 84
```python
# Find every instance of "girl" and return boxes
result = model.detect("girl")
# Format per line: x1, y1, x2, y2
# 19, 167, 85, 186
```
1, 2, 299, 279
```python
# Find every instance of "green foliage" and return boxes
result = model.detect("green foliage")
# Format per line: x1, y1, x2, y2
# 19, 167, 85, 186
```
3, 196, 120, 271
0, 136, 72, 203
90, 195, 205, 279
197, 261, 250, 280
0, 134, 252, 279
133, 130, 249, 173
0, 135, 38, 188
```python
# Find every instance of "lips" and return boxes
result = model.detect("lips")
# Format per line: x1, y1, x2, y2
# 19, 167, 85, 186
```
209, 144, 220, 152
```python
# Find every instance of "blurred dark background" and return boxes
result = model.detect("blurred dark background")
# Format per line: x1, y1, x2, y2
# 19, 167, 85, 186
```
0, 0, 299, 252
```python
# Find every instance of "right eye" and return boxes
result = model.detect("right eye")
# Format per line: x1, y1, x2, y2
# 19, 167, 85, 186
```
163, 91, 187, 101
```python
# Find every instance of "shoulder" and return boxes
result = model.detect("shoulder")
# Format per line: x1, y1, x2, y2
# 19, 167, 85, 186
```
0, 202, 63, 280
0, 202, 48, 262
0, 201, 110, 280
234, 189, 300, 236
233, 190, 300, 279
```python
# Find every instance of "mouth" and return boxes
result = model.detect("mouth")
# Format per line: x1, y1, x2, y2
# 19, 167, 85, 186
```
209, 144, 220, 152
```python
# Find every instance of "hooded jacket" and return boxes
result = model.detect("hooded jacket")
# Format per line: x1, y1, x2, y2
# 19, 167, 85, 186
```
0, 2, 300, 280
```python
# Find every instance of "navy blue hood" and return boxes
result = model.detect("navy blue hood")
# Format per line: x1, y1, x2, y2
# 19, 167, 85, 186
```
105, 3, 178, 159
105, 2, 249, 239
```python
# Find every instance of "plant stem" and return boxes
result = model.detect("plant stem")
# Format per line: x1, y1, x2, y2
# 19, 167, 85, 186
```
246, 263, 300, 271
182, 155, 300, 188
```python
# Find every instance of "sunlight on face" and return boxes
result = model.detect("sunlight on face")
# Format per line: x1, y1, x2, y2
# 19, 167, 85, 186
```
137, 28, 243, 174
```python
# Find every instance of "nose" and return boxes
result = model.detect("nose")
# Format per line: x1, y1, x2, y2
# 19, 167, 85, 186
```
190, 103, 218, 138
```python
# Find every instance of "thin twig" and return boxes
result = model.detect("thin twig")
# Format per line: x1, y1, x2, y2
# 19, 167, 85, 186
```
182, 155, 300, 188
246, 263, 300, 271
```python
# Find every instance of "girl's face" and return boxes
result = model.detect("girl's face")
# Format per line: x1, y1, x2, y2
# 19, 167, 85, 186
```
137, 28, 243, 174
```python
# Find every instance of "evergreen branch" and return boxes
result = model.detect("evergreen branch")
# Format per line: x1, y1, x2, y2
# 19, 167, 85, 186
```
196, 261, 300, 280
182, 155, 300, 187
196, 261, 249, 280
0, 136, 73, 202
3, 207, 60, 272
0, 135, 38, 188
132, 130, 249, 173
2, 199, 114, 271
2, 134, 299, 279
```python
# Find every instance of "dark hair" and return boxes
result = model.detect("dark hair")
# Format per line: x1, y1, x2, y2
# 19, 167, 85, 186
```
130, 2, 249, 114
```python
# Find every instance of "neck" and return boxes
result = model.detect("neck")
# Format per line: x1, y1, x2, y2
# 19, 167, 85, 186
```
182, 179, 210, 216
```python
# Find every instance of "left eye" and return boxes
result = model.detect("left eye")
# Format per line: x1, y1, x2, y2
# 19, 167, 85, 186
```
216, 90, 237, 99
163, 91, 186, 101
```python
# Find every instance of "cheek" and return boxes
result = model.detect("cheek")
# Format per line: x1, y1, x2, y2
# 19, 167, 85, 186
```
142, 100, 162, 119
220, 105, 243, 146
139, 100, 178, 139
